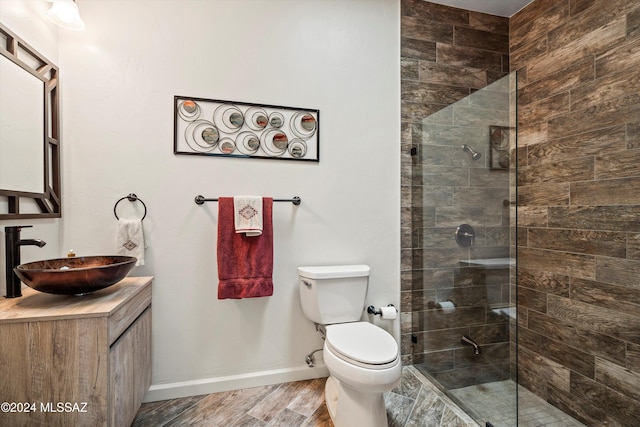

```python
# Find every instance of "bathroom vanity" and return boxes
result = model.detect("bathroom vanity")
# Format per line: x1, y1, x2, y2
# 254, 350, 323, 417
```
0, 276, 152, 427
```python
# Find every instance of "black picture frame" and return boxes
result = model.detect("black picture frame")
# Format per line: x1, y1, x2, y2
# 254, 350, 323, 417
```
174, 96, 319, 162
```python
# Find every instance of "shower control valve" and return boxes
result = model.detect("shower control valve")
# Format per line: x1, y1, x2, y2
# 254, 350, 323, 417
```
455, 224, 475, 247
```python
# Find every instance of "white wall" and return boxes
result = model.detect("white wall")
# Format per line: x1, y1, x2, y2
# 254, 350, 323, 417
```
4, 0, 401, 401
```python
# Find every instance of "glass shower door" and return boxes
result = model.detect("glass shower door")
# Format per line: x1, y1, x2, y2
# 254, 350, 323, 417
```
409, 72, 517, 426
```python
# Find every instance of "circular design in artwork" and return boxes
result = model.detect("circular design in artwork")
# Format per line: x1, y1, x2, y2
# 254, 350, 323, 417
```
261, 129, 289, 156
184, 119, 219, 152
178, 99, 201, 122
288, 138, 307, 158
290, 112, 317, 139
219, 138, 236, 154
213, 104, 245, 134
245, 107, 269, 131
201, 127, 219, 144
268, 112, 285, 129
236, 131, 260, 155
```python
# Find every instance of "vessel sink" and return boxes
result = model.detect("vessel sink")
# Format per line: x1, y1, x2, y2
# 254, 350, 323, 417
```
14, 256, 137, 295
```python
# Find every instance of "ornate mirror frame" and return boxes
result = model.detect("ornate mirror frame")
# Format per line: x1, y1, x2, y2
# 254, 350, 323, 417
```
0, 23, 61, 219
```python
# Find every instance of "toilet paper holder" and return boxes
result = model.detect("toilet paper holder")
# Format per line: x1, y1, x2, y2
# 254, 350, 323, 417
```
367, 304, 397, 316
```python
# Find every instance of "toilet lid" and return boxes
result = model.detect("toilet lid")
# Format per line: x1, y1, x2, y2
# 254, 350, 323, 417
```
325, 322, 398, 366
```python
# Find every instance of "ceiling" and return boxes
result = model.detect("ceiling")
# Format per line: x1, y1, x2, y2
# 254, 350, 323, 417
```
425, 0, 535, 17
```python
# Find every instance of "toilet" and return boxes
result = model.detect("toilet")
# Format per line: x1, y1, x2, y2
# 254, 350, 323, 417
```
298, 265, 401, 427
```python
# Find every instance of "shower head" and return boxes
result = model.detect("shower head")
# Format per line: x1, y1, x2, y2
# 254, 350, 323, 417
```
462, 144, 481, 161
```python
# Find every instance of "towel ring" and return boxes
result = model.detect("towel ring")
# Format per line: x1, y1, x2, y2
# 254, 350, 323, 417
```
114, 193, 147, 220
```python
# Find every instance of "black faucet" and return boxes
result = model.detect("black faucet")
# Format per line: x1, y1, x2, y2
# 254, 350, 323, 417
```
5, 226, 46, 298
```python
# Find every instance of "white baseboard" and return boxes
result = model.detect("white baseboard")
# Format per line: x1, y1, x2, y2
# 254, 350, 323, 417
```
143, 364, 329, 402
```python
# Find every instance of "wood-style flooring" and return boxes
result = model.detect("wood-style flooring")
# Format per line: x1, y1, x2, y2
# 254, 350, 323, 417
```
132, 367, 480, 427
132, 377, 333, 427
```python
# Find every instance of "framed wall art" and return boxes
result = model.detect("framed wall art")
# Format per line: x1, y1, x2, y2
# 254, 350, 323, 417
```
174, 96, 319, 162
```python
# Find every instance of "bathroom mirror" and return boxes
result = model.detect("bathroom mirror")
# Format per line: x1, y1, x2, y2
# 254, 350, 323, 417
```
0, 55, 44, 193
0, 23, 61, 219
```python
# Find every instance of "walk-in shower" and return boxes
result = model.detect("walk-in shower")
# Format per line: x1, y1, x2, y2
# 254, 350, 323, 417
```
406, 73, 586, 426
400, 0, 639, 424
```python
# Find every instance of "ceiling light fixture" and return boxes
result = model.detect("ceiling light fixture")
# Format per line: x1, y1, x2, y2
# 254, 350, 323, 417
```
46, 0, 85, 31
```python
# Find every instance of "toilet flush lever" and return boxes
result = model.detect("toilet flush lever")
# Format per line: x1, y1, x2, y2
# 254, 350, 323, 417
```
303, 280, 312, 288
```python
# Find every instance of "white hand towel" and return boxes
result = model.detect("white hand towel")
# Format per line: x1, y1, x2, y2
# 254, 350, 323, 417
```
116, 218, 146, 266
233, 196, 263, 236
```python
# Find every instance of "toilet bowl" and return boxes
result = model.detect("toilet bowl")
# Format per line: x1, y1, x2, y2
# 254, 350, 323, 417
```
323, 322, 401, 427
298, 265, 401, 427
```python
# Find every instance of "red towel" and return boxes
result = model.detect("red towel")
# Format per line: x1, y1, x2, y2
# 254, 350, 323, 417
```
217, 197, 274, 299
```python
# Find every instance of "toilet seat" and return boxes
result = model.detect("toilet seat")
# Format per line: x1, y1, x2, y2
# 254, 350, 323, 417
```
325, 322, 399, 370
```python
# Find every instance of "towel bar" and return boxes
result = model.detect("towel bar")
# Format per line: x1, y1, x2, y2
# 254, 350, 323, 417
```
194, 195, 301, 206
114, 193, 147, 220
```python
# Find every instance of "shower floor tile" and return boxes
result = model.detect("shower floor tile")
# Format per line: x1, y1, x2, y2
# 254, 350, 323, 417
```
450, 380, 586, 427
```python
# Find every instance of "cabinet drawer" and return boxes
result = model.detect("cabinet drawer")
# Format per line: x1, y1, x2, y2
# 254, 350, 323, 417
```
108, 282, 151, 345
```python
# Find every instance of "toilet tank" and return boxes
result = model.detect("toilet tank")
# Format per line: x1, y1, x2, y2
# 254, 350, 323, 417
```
298, 265, 370, 324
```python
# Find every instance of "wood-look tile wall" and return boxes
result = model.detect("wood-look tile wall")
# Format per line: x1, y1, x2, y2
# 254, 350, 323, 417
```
511, 0, 640, 425
400, 0, 511, 389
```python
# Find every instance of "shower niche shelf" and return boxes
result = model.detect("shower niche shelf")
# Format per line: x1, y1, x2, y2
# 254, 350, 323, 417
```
459, 258, 514, 269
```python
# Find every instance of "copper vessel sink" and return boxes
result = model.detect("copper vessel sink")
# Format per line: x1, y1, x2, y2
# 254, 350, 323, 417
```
14, 256, 137, 295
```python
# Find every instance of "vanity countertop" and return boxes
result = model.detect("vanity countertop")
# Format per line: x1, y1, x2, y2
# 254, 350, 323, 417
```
0, 276, 152, 323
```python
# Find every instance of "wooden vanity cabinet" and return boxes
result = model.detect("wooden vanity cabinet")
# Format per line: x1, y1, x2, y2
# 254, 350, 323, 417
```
0, 276, 153, 427
110, 305, 152, 426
